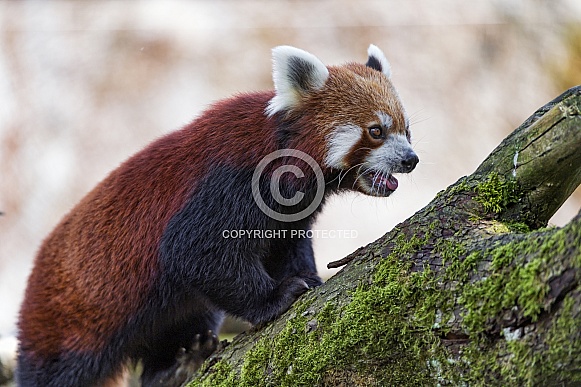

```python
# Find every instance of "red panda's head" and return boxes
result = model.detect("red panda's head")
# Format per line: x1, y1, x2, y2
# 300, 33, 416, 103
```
266, 45, 418, 197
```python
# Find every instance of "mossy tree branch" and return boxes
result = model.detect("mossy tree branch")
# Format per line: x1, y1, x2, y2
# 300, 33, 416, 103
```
475, 86, 581, 228
187, 86, 581, 386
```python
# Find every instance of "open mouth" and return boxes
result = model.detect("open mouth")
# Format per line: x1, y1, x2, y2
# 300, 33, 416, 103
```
365, 170, 398, 195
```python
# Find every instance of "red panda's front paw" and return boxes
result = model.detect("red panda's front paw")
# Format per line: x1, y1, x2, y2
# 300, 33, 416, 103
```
189, 330, 220, 362
147, 331, 220, 387
300, 273, 323, 289
278, 277, 310, 308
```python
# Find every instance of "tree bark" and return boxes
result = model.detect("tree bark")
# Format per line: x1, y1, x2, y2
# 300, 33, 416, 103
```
187, 86, 581, 386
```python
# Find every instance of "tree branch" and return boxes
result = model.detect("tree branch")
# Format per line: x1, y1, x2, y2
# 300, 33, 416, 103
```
186, 86, 581, 387
475, 85, 581, 227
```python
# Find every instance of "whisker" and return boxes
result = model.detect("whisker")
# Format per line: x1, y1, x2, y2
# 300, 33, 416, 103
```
409, 117, 431, 126
373, 170, 381, 196
342, 162, 366, 177
351, 164, 367, 190
370, 169, 380, 194
325, 162, 365, 189
338, 162, 365, 189
353, 167, 372, 183
410, 134, 429, 150
408, 108, 425, 117
326, 146, 377, 190
337, 170, 345, 189
382, 171, 388, 196
357, 167, 379, 182
326, 173, 340, 185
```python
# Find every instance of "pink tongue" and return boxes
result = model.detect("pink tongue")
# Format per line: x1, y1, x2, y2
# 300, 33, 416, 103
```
385, 175, 398, 191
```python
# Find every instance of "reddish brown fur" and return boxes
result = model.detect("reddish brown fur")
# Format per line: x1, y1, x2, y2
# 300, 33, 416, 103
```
18, 47, 416, 387
18, 91, 277, 359
20, 64, 404, 359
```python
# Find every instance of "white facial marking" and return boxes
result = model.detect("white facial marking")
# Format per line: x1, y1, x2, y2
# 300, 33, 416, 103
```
365, 134, 414, 174
376, 112, 393, 129
325, 124, 363, 169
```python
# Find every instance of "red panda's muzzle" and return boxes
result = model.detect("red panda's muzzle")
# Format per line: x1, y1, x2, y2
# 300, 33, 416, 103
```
363, 170, 399, 196
373, 172, 398, 191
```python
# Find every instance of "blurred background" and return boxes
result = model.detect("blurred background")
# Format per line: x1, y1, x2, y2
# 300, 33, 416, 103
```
1, 0, 581, 379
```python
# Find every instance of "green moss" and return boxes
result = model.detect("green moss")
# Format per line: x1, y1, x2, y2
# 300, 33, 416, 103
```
459, 237, 549, 333
191, 231, 457, 386
438, 179, 471, 199
544, 294, 581, 382
486, 221, 512, 234
239, 339, 272, 386
452, 174, 529, 233
459, 220, 579, 339
435, 239, 467, 264
504, 221, 531, 233
474, 172, 520, 214
190, 213, 580, 386
194, 359, 237, 387
444, 224, 581, 386
483, 219, 531, 235
446, 222, 579, 384
444, 251, 481, 283
460, 292, 581, 386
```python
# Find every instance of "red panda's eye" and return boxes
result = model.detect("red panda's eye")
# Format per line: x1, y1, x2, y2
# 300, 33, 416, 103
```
369, 126, 383, 139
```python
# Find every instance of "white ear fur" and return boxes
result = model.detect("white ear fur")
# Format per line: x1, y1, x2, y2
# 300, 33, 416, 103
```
366, 44, 391, 79
266, 46, 329, 117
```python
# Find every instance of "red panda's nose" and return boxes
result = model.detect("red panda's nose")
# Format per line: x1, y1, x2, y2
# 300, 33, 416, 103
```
401, 151, 419, 173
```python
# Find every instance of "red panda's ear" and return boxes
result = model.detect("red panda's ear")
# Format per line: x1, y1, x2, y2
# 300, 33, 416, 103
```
366, 44, 392, 79
266, 46, 329, 117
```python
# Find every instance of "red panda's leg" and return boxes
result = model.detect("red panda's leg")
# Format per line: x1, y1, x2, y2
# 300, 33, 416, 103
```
161, 246, 312, 325
139, 307, 223, 387
188, 260, 310, 325
140, 331, 219, 387
15, 349, 126, 387
282, 230, 323, 288
161, 246, 309, 325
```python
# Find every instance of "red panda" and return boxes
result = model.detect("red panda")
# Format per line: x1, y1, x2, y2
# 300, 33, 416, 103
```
17, 44, 418, 386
